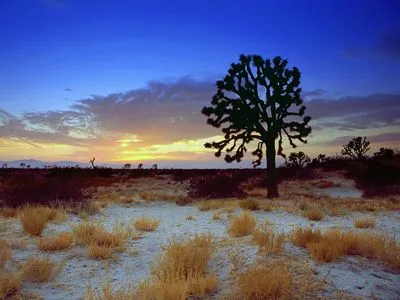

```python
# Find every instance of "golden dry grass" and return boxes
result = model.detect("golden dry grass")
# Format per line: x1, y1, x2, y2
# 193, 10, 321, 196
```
212, 211, 222, 220
0, 207, 18, 218
21, 256, 57, 282
85, 280, 137, 300
354, 217, 376, 229
0, 273, 22, 299
20, 205, 51, 236
252, 225, 285, 255
136, 277, 188, 300
239, 199, 259, 211
197, 199, 238, 211
72, 222, 102, 245
291, 227, 400, 269
302, 206, 324, 221
38, 232, 74, 251
0, 240, 11, 269
228, 212, 256, 237
88, 244, 113, 259
133, 216, 160, 232
236, 261, 293, 300
153, 233, 214, 279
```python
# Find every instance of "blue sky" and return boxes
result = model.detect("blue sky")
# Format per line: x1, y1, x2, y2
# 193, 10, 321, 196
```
1, 0, 399, 114
0, 0, 399, 164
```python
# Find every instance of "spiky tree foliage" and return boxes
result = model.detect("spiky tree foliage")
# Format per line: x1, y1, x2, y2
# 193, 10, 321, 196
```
341, 137, 370, 160
123, 163, 131, 169
202, 54, 312, 198
89, 157, 96, 169
285, 151, 311, 168
373, 147, 394, 159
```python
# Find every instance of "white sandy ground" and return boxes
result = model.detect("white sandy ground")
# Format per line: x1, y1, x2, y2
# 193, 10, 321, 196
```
1, 182, 399, 300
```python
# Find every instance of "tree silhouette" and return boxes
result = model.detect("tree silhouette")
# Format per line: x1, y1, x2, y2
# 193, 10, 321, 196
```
152, 163, 158, 170
373, 147, 394, 159
137, 163, 143, 169
19, 162, 26, 169
341, 137, 370, 160
202, 55, 312, 198
89, 157, 97, 169
285, 151, 311, 168
124, 163, 131, 169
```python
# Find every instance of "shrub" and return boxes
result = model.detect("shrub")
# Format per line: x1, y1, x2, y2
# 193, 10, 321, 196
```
228, 212, 256, 237
303, 206, 324, 221
0, 273, 22, 299
20, 205, 51, 236
39, 232, 74, 251
72, 222, 102, 245
253, 225, 285, 255
133, 216, 160, 232
88, 244, 113, 259
354, 218, 376, 229
239, 199, 259, 210
237, 261, 293, 300
153, 233, 214, 279
0, 240, 11, 268
188, 171, 247, 198
21, 257, 57, 282
290, 228, 322, 248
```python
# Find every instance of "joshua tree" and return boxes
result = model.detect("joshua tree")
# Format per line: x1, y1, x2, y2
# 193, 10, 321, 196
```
124, 163, 131, 169
152, 163, 158, 170
89, 157, 97, 169
137, 163, 143, 169
341, 137, 370, 160
202, 54, 312, 198
19, 162, 26, 169
1, 163, 7, 169
285, 151, 311, 168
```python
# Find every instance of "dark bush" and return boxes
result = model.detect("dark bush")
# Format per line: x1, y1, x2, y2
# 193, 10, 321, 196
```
0, 171, 87, 208
188, 171, 249, 198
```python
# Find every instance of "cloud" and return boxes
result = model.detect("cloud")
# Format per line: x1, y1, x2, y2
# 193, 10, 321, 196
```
322, 132, 400, 147
1, 76, 399, 162
377, 32, 400, 59
64, 87, 73, 92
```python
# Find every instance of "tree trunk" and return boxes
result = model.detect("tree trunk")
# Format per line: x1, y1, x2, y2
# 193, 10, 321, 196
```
266, 138, 279, 198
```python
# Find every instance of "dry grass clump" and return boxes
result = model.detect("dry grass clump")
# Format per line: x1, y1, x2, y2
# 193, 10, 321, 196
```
228, 212, 256, 237
0, 207, 18, 218
0, 273, 22, 299
88, 244, 113, 259
239, 199, 259, 210
21, 257, 57, 282
212, 211, 222, 220
72, 222, 103, 245
291, 228, 400, 269
0, 240, 11, 268
237, 261, 293, 300
252, 225, 285, 255
154, 233, 214, 279
354, 217, 376, 229
139, 190, 187, 203
20, 205, 51, 236
85, 280, 137, 300
303, 206, 324, 221
38, 232, 74, 251
197, 199, 238, 211
133, 216, 160, 232
290, 227, 322, 248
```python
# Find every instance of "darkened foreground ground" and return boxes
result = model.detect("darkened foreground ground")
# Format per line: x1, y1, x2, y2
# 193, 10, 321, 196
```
0, 156, 399, 299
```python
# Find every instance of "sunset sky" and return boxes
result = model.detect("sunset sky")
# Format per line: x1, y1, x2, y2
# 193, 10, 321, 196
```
1, 0, 399, 168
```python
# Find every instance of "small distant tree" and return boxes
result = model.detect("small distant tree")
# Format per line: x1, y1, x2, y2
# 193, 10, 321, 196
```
341, 137, 370, 160
285, 151, 311, 168
2, 163, 7, 169
19, 162, 26, 169
373, 147, 394, 159
311, 154, 328, 166
26, 165, 31, 169
89, 157, 97, 169
152, 164, 158, 170
124, 163, 131, 169
202, 54, 312, 198
137, 163, 143, 169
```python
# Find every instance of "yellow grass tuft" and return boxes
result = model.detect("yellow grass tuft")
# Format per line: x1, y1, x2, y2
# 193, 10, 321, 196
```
136, 277, 188, 300
38, 232, 74, 251
303, 206, 324, 221
88, 244, 113, 259
0, 273, 22, 299
212, 211, 222, 220
153, 233, 214, 280
72, 222, 103, 245
133, 216, 160, 232
239, 199, 259, 211
197, 199, 238, 211
21, 257, 57, 282
186, 273, 219, 296
20, 205, 51, 236
237, 261, 293, 300
228, 212, 256, 237
354, 217, 376, 229
0, 240, 11, 268
252, 225, 285, 255
0, 207, 18, 218
290, 227, 322, 248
